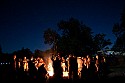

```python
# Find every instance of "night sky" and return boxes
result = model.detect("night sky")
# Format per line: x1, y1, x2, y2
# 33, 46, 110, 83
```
0, 0, 125, 53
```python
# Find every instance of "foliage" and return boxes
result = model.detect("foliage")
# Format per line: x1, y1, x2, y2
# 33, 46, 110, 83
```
43, 18, 112, 57
93, 33, 112, 51
112, 7, 125, 52
12, 47, 33, 59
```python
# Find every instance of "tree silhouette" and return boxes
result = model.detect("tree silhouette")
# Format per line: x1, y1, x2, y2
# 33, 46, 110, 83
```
93, 33, 112, 51
13, 47, 33, 59
112, 7, 125, 52
43, 28, 60, 55
57, 18, 94, 56
44, 17, 112, 57
34, 49, 43, 58
112, 23, 121, 38
0, 44, 2, 55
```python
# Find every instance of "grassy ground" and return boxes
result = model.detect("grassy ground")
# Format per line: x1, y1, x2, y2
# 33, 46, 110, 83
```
107, 61, 125, 80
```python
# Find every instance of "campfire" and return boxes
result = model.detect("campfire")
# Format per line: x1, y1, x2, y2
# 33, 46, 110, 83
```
45, 56, 69, 77
45, 56, 82, 78
21, 54, 83, 78
46, 59, 54, 76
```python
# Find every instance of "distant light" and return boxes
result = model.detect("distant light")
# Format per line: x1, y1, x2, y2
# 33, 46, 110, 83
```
0, 62, 10, 65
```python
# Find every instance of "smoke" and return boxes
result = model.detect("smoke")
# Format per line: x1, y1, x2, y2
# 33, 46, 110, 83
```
41, 52, 53, 66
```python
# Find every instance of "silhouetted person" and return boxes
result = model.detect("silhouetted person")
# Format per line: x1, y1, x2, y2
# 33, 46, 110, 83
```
98, 56, 109, 79
88, 57, 97, 80
65, 56, 69, 72
69, 55, 78, 80
28, 59, 37, 80
81, 57, 88, 80
9, 55, 19, 80
53, 56, 63, 80
17, 60, 25, 80
37, 64, 47, 82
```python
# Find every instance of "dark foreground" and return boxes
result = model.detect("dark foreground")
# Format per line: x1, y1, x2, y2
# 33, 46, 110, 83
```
1, 64, 125, 82
1, 73, 125, 83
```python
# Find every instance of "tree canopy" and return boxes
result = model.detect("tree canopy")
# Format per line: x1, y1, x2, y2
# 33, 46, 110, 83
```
12, 47, 33, 59
44, 18, 112, 57
112, 7, 125, 52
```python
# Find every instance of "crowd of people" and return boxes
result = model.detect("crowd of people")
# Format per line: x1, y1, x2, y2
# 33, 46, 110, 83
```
0, 53, 110, 82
